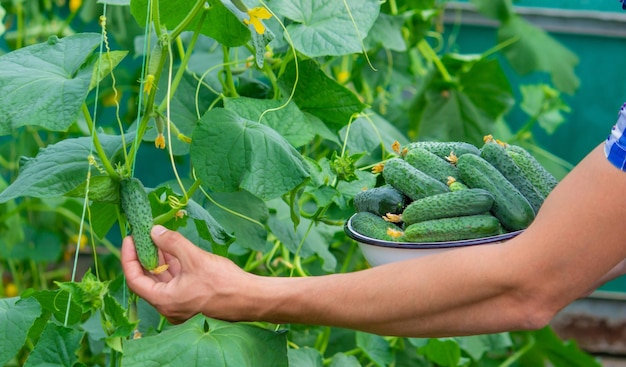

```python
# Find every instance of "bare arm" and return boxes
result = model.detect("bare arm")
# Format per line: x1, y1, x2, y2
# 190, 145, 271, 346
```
122, 144, 626, 337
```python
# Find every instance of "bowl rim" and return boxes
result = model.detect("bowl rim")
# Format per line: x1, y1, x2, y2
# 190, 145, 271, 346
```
344, 213, 524, 249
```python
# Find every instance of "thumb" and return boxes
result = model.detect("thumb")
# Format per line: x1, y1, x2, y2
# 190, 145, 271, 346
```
150, 225, 197, 262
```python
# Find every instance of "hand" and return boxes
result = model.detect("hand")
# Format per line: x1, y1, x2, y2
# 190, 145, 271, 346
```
121, 225, 254, 324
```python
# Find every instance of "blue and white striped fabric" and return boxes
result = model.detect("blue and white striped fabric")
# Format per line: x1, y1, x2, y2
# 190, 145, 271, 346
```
605, 103, 626, 170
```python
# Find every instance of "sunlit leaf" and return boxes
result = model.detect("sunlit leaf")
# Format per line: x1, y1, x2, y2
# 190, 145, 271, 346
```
122, 314, 288, 367
0, 297, 41, 366
24, 322, 84, 367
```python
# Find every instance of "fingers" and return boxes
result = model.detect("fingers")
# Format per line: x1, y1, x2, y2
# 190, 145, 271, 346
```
121, 236, 162, 301
150, 225, 198, 264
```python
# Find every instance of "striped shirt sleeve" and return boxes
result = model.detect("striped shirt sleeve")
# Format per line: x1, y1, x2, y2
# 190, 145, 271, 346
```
605, 102, 626, 171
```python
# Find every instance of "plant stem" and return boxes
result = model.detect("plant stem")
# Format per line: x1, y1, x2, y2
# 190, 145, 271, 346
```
417, 38, 452, 82
170, 0, 207, 40
221, 45, 240, 97
157, 8, 207, 114
82, 104, 119, 179
498, 335, 535, 367
152, 179, 202, 225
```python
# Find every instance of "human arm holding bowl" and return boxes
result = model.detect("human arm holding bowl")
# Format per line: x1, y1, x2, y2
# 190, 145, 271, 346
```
121, 139, 626, 337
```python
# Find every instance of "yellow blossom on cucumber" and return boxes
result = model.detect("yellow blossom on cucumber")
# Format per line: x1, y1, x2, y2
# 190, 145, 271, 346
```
244, 7, 272, 35
178, 133, 192, 144
383, 213, 402, 223
386, 227, 403, 239
143, 74, 155, 95
155, 133, 166, 149
372, 162, 385, 174
391, 140, 401, 155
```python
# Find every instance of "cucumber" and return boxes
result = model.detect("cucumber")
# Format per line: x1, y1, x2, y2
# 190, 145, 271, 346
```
404, 147, 460, 184
354, 185, 408, 216
382, 158, 449, 201
399, 214, 502, 243
401, 188, 495, 225
404, 141, 480, 159
120, 177, 161, 273
480, 142, 545, 213
447, 176, 468, 191
350, 211, 402, 241
457, 153, 535, 231
506, 145, 558, 197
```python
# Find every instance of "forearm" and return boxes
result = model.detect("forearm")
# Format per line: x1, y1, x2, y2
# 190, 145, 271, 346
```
241, 144, 626, 337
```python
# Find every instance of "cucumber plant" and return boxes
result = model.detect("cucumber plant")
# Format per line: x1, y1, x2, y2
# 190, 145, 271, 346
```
0, 0, 597, 366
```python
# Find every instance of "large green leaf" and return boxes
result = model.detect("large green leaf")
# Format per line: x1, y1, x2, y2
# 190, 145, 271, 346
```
279, 59, 368, 129
498, 16, 579, 94
203, 190, 269, 252
363, 13, 407, 52
190, 108, 309, 201
24, 322, 84, 367
269, 0, 380, 57
412, 57, 514, 145
287, 347, 323, 367
0, 297, 42, 366
130, 0, 249, 47
122, 314, 288, 366
224, 97, 315, 148
516, 327, 602, 367
469, 0, 514, 22
356, 332, 393, 367
0, 133, 130, 203
0, 33, 102, 135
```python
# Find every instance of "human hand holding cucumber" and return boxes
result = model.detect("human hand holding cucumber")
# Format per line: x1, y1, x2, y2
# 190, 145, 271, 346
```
122, 103, 626, 337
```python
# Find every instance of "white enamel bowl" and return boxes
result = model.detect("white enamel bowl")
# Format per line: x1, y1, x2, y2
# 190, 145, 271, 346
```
344, 213, 523, 267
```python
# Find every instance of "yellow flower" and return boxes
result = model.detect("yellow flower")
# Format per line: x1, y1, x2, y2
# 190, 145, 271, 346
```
244, 7, 272, 35
143, 74, 155, 95
69, 0, 82, 13
155, 133, 166, 149
337, 70, 350, 84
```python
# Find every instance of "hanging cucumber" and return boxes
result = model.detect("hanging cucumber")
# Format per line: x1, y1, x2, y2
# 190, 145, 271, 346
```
120, 177, 168, 274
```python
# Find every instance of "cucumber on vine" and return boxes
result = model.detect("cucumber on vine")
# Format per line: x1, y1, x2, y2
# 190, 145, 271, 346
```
120, 177, 168, 274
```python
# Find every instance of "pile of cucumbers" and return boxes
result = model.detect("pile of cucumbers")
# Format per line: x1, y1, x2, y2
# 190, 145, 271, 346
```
350, 136, 559, 243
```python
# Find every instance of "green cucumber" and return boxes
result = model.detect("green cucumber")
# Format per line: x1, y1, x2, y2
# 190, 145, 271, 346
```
457, 153, 535, 231
382, 158, 449, 201
506, 145, 558, 197
401, 188, 495, 225
480, 142, 545, 213
404, 141, 480, 159
120, 177, 160, 272
353, 185, 409, 216
404, 147, 460, 184
350, 211, 402, 241
399, 214, 502, 243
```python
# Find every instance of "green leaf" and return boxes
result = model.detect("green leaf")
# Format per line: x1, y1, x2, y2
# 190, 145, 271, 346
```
21, 289, 84, 325
186, 198, 236, 247
519, 84, 570, 135
363, 13, 407, 52
143, 70, 218, 156
203, 190, 269, 252
469, 0, 514, 22
413, 57, 514, 145
190, 108, 310, 201
0, 297, 41, 366
0, 226, 63, 262
89, 50, 128, 90
122, 314, 288, 367
0, 33, 102, 135
287, 347, 324, 367
269, 0, 380, 57
0, 133, 130, 203
328, 353, 361, 367
455, 333, 512, 362
102, 294, 137, 338
130, 0, 250, 47
279, 59, 368, 129
498, 16, 579, 94
517, 327, 602, 367
24, 322, 84, 367
341, 112, 410, 164
356, 332, 393, 367
417, 338, 461, 367
224, 97, 315, 148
